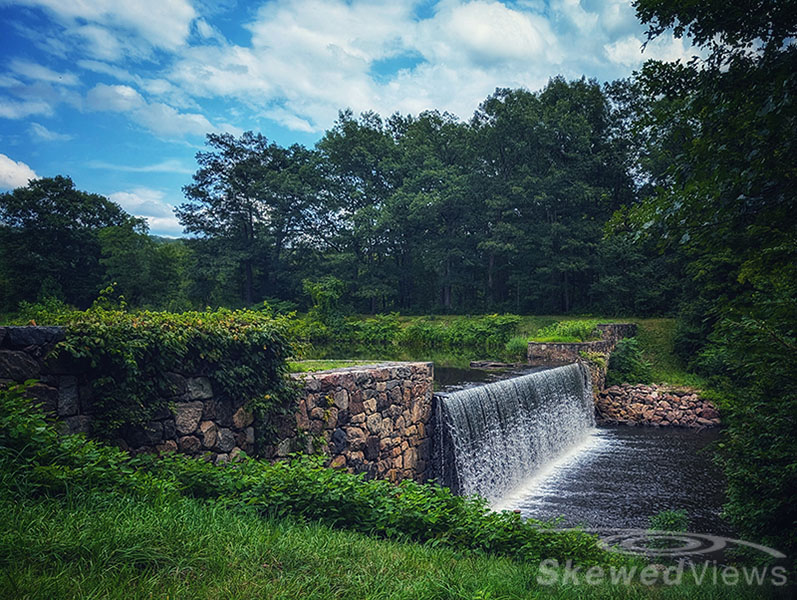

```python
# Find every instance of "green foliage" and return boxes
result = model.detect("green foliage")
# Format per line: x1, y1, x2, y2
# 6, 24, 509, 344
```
13, 300, 295, 448
0, 381, 167, 498
0, 388, 618, 568
579, 351, 607, 370
648, 509, 688, 532
630, 0, 797, 562
303, 276, 346, 327
351, 312, 402, 346
605, 338, 653, 386
503, 336, 529, 361
533, 319, 601, 342
397, 318, 449, 349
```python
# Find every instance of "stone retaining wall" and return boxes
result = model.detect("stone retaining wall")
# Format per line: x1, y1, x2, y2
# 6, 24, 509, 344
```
0, 326, 434, 480
0, 325, 258, 462
271, 363, 434, 482
527, 323, 637, 368
596, 383, 720, 428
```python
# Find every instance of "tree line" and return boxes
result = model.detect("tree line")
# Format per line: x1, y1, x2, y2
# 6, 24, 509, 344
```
0, 77, 682, 317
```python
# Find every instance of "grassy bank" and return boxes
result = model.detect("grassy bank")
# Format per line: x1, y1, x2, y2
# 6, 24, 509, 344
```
0, 492, 778, 600
303, 314, 702, 387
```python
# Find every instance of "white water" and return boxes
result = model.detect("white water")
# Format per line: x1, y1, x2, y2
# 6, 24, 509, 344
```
491, 429, 610, 511
435, 363, 595, 503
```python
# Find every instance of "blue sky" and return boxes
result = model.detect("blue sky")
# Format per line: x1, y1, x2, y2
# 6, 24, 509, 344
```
0, 0, 696, 236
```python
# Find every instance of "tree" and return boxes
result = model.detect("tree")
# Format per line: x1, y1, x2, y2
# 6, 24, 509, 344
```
0, 176, 132, 309
630, 0, 797, 558
178, 132, 321, 305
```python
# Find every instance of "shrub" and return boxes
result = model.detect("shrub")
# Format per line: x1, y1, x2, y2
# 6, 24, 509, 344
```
503, 336, 529, 361
303, 276, 346, 327
605, 338, 653, 386
14, 299, 296, 450
0, 387, 620, 567
397, 319, 448, 348
649, 509, 689, 532
352, 313, 401, 346
533, 320, 601, 342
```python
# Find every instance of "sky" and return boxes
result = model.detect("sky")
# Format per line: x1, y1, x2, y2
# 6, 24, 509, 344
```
0, 0, 697, 236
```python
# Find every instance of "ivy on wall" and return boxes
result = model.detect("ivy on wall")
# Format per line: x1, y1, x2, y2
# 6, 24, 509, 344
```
20, 297, 297, 451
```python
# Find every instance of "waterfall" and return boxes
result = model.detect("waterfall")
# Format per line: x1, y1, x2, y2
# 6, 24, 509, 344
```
434, 363, 595, 503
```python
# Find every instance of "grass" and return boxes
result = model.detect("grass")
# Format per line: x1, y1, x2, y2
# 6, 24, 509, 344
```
630, 318, 709, 387
287, 359, 377, 372
0, 492, 779, 600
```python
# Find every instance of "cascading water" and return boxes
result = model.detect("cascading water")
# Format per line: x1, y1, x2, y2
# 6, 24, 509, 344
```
434, 363, 595, 503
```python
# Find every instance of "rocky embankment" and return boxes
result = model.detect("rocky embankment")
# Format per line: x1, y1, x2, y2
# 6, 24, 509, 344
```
596, 383, 720, 428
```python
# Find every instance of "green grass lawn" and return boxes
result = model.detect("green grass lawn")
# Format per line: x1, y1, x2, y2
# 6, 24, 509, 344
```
288, 359, 378, 372
0, 492, 777, 600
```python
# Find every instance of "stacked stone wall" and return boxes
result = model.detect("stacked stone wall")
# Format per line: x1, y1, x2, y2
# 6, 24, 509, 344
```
596, 384, 721, 428
527, 323, 637, 368
1, 327, 434, 480
274, 363, 434, 482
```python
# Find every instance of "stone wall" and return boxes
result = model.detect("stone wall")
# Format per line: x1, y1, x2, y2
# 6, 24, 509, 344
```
0, 325, 257, 463
270, 362, 434, 482
1, 326, 434, 480
527, 323, 638, 392
527, 339, 615, 367
596, 383, 720, 428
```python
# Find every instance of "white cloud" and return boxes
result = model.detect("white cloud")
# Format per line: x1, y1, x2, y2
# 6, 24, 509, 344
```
0, 154, 38, 190
8, 58, 80, 86
88, 159, 193, 174
29, 122, 72, 141
605, 33, 699, 68
160, 0, 699, 134
86, 83, 146, 112
85, 83, 216, 138
108, 187, 183, 236
0, 98, 53, 119
414, 1, 559, 67
3, 0, 704, 142
12, 0, 197, 55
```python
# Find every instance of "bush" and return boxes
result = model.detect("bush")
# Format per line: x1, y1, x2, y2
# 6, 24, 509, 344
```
503, 336, 529, 361
0, 386, 620, 567
533, 319, 601, 342
649, 509, 689, 532
351, 313, 401, 346
397, 319, 448, 348
605, 338, 653, 386
14, 298, 296, 449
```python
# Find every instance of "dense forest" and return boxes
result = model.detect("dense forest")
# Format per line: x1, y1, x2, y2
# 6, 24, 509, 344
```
1, 0, 795, 563
0, 77, 682, 317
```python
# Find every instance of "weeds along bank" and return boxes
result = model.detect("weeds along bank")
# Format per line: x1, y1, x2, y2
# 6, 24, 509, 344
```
0, 382, 619, 567
0, 381, 782, 599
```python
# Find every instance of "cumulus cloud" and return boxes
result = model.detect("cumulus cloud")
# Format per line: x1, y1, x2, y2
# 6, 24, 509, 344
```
12, 0, 197, 56
108, 188, 183, 236
158, 0, 699, 133
0, 154, 38, 190
4, 0, 703, 140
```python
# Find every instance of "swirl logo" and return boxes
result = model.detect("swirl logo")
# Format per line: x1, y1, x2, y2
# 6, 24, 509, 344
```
554, 528, 787, 559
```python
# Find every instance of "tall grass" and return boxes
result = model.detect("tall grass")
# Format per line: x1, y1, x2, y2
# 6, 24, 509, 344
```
0, 493, 778, 600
